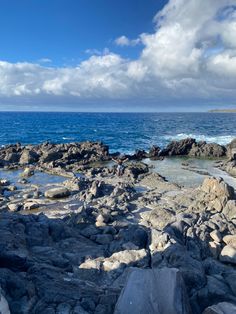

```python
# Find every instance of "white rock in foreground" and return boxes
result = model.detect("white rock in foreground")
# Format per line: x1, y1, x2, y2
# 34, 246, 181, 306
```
220, 245, 236, 264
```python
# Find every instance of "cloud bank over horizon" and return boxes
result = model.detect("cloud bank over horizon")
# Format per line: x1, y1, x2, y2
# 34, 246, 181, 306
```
0, 0, 236, 110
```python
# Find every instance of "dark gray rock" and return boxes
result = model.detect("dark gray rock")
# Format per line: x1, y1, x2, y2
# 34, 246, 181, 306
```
160, 138, 196, 156
226, 139, 236, 159
114, 267, 191, 314
189, 142, 226, 158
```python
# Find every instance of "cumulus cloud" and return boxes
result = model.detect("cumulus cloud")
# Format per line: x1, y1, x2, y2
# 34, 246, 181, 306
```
0, 0, 236, 108
114, 35, 141, 47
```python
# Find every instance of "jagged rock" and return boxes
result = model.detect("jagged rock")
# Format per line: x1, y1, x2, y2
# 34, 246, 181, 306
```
148, 145, 161, 159
189, 142, 226, 158
226, 139, 236, 159
19, 150, 39, 164
89, 181, 103, 198
133, 150, 148, 160
44, 187, 70, 199
203, 302, 236, 314
200, 177, 234, 200
223, 200, 236, 220
160, 138, 196, 156
124, 162, 149, 179
114, 267, 191, 314
40, 151, 64, 163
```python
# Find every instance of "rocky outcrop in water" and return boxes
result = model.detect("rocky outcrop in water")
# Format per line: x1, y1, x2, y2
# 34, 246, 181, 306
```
216, 139, 236, 177
160, 138, 196, 156
159, 138, 227, 158
189, 142, 226, 158
0, 142, 109, 170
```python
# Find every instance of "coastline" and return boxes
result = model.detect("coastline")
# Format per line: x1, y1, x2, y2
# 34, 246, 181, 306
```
0, 138, 236, 313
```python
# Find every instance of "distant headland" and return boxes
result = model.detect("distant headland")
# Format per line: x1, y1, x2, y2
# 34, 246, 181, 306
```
209, 109, 236, 113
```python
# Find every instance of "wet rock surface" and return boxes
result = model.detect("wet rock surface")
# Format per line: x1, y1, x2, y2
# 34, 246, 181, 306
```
0, 140, 236, 313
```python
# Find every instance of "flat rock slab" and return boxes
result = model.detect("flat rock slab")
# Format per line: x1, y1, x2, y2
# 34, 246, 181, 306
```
114, 267, 191, 314
44, 187, 70, 199
203, 302, 236, 314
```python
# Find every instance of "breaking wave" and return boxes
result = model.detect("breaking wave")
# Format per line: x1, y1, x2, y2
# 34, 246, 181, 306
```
162, 134, 235, 146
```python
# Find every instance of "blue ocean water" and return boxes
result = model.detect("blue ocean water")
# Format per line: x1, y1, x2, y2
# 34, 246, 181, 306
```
0, 112, 235, 153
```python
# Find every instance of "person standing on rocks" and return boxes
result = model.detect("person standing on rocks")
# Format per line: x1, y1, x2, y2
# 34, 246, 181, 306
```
112, 156, 129, 176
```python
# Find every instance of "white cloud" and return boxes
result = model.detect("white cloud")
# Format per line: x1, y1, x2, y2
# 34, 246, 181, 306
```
38, 58, 52, 64
114, 35, 141, 47
0, 0, 236, 109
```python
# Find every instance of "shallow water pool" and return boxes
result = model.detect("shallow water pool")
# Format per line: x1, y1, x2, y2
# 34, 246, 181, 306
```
144, 157, 236, 189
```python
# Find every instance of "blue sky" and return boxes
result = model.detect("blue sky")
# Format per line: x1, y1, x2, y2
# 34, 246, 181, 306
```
0, 0, 164, 65
0, 0, 235, 111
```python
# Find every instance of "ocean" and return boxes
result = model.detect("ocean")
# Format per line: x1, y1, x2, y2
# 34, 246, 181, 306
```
0, 112, 235, 153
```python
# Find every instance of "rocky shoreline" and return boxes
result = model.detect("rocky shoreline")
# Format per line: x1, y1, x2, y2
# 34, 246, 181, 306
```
0, 138, 236, 314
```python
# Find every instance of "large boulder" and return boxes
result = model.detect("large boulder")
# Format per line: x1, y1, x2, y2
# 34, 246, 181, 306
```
226, 139, 236, 159
160, 138, 196, 156
44, 187, 70, 199
114, 267, 191, 314
200, 177, 234, 200
189, 142, 226, 158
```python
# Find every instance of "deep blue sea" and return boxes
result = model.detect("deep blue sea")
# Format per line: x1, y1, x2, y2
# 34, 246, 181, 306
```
0, 112, 235, 153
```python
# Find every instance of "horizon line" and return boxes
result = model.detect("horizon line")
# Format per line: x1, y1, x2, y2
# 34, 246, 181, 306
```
0, 110, 220, 114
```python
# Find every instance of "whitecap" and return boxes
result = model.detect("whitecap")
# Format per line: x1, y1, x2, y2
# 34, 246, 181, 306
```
62, 137, 75, 140
162, 134, 236, 146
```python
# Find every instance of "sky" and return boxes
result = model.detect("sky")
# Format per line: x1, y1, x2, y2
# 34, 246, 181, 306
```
0, 0, 236, 111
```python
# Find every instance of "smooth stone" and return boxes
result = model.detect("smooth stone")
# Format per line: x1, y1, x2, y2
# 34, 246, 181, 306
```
223, 235, 236, 248
45, 187, 70, 199
114, 267, 191, 314
220, 245, 236, 264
